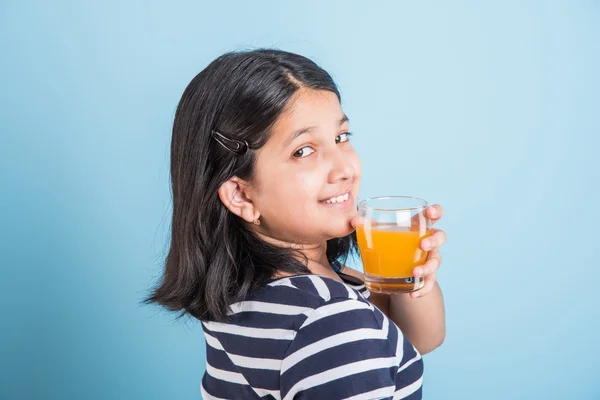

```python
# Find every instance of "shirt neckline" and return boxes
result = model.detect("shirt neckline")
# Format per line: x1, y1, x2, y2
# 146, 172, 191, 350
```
266, 271, 364, 287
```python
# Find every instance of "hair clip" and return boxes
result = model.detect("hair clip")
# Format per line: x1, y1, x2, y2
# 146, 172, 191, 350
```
211, 130, 250, 156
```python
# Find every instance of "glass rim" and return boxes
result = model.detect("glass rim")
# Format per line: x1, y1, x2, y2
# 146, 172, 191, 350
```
358, 196, 428, 212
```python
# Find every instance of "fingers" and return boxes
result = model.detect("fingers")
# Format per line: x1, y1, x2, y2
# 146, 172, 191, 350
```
411, 250, 441, 298
350, 215, 365, 229
410, 204, 444, 227
420, 229, 447, 251
411, 272, 436, 298
413, 250, 441, 278
427, 204, 444, 222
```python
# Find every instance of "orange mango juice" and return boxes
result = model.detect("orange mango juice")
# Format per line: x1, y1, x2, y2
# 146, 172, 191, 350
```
356, 225, 431, 278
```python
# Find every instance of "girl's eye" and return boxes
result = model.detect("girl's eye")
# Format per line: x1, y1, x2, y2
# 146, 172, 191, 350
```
293, 146, 315, 158
336, 132, 353, 144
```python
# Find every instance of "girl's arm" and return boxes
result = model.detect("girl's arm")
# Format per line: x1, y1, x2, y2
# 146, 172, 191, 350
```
346, 205, 447, 354
341, 266, 446, 355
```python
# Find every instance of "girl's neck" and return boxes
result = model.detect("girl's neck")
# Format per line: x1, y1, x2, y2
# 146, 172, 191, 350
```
255, 231, 342, 282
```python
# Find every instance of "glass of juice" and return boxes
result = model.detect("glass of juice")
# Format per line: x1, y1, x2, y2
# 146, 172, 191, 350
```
355, 196, 432, 294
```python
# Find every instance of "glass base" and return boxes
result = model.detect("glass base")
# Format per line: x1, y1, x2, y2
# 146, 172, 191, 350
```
364, 274, 425, 294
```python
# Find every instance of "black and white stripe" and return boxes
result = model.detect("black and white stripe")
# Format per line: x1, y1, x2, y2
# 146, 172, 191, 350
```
200, 271, 423, 399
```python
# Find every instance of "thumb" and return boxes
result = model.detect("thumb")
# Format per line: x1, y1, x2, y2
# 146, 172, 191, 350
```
349, 215, 365, 229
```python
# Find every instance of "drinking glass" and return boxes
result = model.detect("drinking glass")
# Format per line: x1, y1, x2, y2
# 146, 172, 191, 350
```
355, 196, 432, 294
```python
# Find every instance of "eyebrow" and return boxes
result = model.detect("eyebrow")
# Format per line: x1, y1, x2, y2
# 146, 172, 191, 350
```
286, 115, 350, 147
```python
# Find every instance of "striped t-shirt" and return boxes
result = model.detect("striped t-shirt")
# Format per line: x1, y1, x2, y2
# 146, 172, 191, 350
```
200, 266, 424, 399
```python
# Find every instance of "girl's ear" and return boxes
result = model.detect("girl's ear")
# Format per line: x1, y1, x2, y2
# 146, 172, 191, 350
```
218, 177, 260, 223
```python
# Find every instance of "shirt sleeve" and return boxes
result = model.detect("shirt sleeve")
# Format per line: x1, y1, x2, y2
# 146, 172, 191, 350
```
279, 297, 423, 400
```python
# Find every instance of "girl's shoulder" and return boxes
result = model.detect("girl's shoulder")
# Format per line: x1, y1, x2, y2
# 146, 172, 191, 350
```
212, 267, 372, 335
214, 272, 375, 341
248, 270, 370, 310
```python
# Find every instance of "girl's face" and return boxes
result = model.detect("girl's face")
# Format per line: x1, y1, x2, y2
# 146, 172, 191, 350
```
248, 88, 362, 244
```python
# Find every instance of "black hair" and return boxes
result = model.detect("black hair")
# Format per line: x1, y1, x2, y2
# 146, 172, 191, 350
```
145, 49, 357, 322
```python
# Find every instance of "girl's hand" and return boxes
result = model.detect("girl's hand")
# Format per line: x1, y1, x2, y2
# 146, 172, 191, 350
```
411, 204, 446, 298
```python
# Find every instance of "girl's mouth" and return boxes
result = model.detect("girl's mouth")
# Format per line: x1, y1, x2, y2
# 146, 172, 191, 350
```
320, 192, 350, 204
318, 191, 354, 209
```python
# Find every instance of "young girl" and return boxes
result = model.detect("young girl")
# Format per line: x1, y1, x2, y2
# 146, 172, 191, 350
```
147, 49, 447, 399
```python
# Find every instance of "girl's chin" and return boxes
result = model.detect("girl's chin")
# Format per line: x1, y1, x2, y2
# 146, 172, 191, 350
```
325, 222, 356, 240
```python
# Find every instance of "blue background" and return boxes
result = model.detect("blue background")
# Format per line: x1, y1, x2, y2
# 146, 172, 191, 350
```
1, 1, 599, 399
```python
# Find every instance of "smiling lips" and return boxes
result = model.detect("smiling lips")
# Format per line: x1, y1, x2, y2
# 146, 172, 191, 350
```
320, 192, 350, 204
